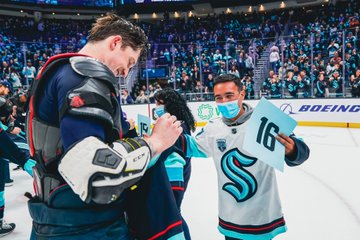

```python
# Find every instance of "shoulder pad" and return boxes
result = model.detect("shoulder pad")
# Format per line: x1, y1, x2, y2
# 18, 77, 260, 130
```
69, 56, 118, 92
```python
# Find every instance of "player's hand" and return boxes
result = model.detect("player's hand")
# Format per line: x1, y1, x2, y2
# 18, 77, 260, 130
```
145, 113, 182, 157
276, 133, 295, 156
11, 127, 21, 135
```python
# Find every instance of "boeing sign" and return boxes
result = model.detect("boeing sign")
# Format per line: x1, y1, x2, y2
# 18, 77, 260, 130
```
298, 104, 360, 113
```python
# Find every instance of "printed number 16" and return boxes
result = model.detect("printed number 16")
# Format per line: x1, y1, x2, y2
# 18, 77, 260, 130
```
256, 117, 279, 152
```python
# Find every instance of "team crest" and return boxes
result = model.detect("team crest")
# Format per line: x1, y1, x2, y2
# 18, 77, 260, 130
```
217, 139, 227, 152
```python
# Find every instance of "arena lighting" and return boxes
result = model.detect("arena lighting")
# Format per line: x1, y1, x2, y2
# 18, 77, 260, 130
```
188, 11, 193, 17
174, 12, 180, 18
134, 13, 139, 19
152, 12, 157, 18
52, 12, 55, 15
280, 1, 286, 8
226, 8, 232, 14
77, 13, 80, 16
20, 10, 23, 13
259, 4, 265, 11
248, 6, 252, 13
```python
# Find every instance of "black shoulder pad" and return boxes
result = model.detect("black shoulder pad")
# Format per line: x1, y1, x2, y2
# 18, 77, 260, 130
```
69, 56, 118, 92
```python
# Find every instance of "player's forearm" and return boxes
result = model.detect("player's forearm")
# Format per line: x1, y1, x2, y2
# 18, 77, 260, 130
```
0, 129, 29, 167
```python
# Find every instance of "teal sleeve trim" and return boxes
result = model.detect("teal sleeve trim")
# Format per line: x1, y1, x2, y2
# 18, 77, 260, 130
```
0, 122, 8, 131
24, 159, 36, 177
165, 152, 185, 182
184, 134, 207, 158
147, 154, 160, 169
0, 191, 4, 206
218, 225, 287, 240
168, 232, 186, 240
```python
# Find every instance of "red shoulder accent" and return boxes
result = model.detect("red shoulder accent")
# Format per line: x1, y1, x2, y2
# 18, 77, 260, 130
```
70, 95, 86, 108
36, 53, 88, 80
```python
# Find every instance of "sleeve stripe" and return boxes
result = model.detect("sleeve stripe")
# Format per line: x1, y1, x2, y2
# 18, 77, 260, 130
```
148, 220, 183, 240
171, 186, 185, 191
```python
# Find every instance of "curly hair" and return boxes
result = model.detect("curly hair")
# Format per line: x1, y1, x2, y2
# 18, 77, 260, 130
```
154, 88, 196, 132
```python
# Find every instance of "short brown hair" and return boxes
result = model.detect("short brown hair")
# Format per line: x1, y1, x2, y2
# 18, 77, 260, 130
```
88, 13, 148, 56
214, 74, 243, 92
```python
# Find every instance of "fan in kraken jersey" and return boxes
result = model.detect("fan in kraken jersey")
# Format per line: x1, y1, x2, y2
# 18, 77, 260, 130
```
184, 74, 310, 240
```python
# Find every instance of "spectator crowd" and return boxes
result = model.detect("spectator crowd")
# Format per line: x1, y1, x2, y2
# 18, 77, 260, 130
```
0, 1, 359, 105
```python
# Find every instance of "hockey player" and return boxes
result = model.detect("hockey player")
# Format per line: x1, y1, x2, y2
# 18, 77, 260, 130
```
0, 97, 35, 237
125, 88, 196, 240
25, 14, 182, 239
185, 74, 310, 240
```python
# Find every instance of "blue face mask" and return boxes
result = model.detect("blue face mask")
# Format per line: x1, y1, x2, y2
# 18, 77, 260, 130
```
154, 105, 166, 118
217, 100, 241, 119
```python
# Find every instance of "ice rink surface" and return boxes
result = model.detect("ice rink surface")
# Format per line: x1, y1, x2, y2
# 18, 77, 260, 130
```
3, 126, 360, 240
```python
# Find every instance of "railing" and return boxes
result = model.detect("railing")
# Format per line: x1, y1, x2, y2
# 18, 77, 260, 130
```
134, 26, 359, 100
2, 27, 358, 100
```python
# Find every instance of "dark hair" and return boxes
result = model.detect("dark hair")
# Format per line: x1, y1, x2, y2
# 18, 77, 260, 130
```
213, 74, 243, 92
154, 88, 196, 132
88, 13, 148, 56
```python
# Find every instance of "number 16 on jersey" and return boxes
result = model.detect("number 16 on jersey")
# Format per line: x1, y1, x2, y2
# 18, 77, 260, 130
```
243, 98, 297, 172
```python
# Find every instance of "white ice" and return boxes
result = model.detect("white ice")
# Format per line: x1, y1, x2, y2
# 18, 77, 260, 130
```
3, 126, 360, 240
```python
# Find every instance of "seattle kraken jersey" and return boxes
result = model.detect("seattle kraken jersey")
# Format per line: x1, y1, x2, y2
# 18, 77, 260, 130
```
194, 118, 286, 240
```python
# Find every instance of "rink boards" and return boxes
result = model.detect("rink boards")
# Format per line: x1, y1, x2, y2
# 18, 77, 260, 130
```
122, 98, 360, 128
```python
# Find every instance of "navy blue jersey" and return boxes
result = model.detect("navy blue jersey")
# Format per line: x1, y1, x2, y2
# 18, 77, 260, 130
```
125, 132, 191, 240
37, 63, 106, 150
37, 61, 132, 149
30, 54, 128, 205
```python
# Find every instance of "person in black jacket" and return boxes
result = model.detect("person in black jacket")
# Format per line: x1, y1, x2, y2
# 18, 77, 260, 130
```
126, 88, 196, 240
0, 97, 35, 237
